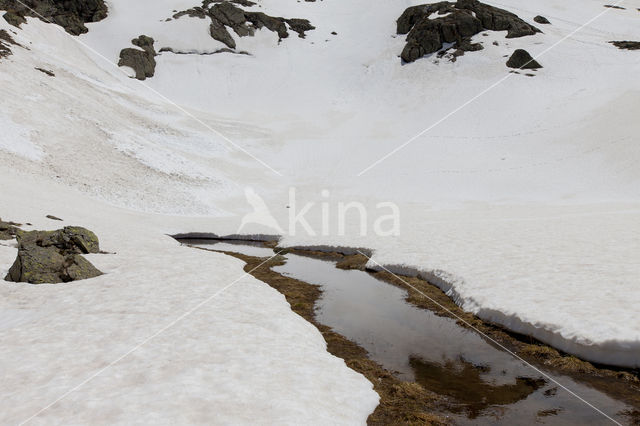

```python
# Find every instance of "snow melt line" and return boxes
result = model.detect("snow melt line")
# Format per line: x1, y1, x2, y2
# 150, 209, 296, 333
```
357, 0, 627, 177
13, 0, 283, 177
357, 250, 622, 425
18, 250, 285, 425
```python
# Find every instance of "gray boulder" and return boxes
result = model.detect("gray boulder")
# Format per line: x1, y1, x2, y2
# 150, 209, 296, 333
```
5, 227, 103, 284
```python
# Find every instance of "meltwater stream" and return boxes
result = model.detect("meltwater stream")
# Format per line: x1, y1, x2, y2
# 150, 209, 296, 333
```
185, 240, 635, 424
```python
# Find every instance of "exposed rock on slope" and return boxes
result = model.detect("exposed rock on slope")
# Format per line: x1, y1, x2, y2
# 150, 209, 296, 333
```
0, 0, 107, 35
118, 35, 157, 80
173, 0, 314, 50
398, 0, 540, 63
610, 41, 640, 50
5, 226, 103, 284
0, 28, 17, 58
506, 49, 542, 69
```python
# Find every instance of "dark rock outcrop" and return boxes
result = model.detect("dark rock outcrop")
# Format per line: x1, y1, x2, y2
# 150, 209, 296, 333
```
118, 35, 157, 80
0, 0, 107, 35
610, 41, 640, 50
5, 226, 102, 284
0, 28, 16, 59
506, 49, 542, 69
398, 0, 540, 63
173, 0, 314, 50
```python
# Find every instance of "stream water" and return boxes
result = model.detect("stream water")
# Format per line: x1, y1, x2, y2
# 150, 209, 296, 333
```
184, 239, 635, 425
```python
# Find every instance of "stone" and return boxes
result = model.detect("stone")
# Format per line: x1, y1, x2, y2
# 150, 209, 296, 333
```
4, 226, 103, 284
534, 15, 550, 24
506, 49, 542, 69
118, 35, 157, 80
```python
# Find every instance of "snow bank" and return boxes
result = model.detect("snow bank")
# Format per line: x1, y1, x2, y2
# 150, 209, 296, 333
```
0, 170, 378, 425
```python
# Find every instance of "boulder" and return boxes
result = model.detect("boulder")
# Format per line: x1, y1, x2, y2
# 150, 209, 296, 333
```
118, 35, 157, 80
506, 49, 542, 69
398, 0, 540, 63
534, 15, 550, 24
4, 227, 103, 284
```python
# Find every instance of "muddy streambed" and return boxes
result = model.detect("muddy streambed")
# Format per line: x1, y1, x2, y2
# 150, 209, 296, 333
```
182, 239, 637, 425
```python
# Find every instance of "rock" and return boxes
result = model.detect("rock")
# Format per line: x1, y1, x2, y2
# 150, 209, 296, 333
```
244, 12, 288, 39
35, 67, 55, 77
118, 35, 157, 80
65, 254, 103, 281
6, 245, 67, 284
63, 226, 100, 254
209, 19, 236, 48
0, 0, 108, 35
285, 18, 315, 38
210, 1, 247, 29
610, 41, 640, 50
461, 0, 540, 38
46, 214, 63, 221
0, 29, 17, 59
534, 15, 550, 24
506, 49, 542, 69
0, 218, 20, 240
4, 226, 103, 284
398, 0, 540, 63
174, 0, 314, 48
